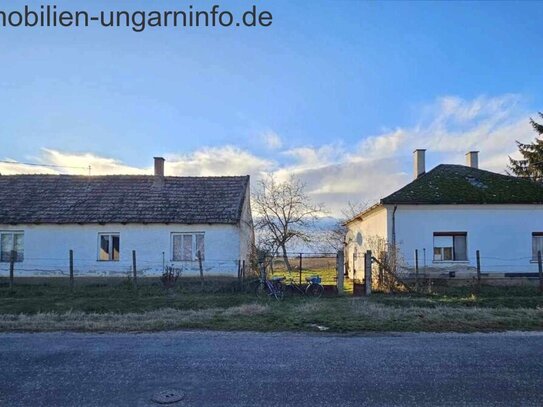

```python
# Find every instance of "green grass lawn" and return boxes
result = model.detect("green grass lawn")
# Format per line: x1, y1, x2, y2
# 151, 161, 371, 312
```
0, 282, 541, 332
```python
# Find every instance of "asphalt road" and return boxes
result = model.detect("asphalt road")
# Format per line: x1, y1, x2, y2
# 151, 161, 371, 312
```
0, 331, 542, 406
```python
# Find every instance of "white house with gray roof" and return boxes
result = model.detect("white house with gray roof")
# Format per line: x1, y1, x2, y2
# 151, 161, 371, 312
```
0, 157, 254, 278
345, 150, 543, 279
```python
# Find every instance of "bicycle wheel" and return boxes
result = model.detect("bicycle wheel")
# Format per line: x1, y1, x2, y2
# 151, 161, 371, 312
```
273, 282, 285, 300
255, 281, 269, 299
305, 283, 324, 298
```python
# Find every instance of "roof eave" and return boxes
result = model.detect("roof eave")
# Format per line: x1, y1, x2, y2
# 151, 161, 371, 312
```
344, 203, 385, 226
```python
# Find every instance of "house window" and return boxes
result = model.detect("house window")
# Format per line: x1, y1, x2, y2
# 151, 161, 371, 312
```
98, 233, 120, 261
433, 232, 467, 261
532, 233, 543, 261
0, 231, 24, 263
172, 233, 205, 261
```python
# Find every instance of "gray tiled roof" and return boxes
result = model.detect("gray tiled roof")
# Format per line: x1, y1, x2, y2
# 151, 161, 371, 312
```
0, 175, 249, 224
382, 164, 543, 205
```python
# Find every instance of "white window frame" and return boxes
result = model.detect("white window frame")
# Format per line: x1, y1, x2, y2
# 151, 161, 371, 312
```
433, 232, 468, 262
97, 233, 120, 261
171, 232, 205, 262
0, 231, 24, 263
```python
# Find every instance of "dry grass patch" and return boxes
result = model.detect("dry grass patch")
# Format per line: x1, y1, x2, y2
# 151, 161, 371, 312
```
295, 301, 324, 314
221, 303, 270, 317
348, 299, 543, 331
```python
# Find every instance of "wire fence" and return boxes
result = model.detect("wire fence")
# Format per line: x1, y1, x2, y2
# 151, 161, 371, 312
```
0, 249, 256, 291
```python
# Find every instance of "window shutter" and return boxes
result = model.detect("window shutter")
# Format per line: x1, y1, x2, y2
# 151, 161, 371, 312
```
453, 235, 467, 261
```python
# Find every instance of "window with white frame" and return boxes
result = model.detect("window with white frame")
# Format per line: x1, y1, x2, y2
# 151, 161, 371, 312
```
0, 231, 24, 263
172, 233, 205, 261
532, 232, 543, 261
433, 232, 467, 261
98, 233, 120, 261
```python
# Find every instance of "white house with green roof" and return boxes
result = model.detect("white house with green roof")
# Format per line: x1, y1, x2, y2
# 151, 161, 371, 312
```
345, 150, 543, 279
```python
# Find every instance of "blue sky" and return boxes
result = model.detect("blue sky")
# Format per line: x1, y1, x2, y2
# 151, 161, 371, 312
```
1, 1, 542, 213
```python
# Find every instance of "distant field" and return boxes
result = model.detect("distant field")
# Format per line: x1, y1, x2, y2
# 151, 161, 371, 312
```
268, 255, 354, 293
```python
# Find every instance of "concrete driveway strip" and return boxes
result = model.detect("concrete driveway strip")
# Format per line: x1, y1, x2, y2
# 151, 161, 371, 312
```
0, 331, 542, 406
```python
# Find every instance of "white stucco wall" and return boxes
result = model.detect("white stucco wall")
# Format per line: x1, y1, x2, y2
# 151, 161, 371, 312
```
393, 204, 543, 274
0, 223, 244, 277
345, 207, 388, 279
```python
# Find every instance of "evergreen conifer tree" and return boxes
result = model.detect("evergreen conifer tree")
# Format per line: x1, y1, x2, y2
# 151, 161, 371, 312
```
508, 113, 543, 181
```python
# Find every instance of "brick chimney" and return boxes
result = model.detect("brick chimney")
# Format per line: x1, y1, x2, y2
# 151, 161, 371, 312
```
154, 157, 165, 177
466, 151, 479, 169
413, 149, 426, 179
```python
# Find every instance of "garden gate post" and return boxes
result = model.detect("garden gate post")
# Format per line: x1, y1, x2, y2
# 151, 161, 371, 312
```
364, 250, 372, 296
336, 250, 344, 295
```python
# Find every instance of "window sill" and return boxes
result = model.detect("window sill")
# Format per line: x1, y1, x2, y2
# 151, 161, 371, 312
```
432, 261, 470, 264
97, 260, 120, 262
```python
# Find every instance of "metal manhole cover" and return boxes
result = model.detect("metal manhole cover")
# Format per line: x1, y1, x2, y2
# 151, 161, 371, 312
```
151, 390, 185, 404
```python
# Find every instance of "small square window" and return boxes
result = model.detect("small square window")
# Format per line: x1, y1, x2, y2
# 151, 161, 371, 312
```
0, 231, 24, 263
172, 233, 205, 261
433, 232, 467, 261
98, 233, 120, 261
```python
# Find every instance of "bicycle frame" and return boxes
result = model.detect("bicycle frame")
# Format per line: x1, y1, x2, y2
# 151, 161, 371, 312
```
257, 277, 284, 300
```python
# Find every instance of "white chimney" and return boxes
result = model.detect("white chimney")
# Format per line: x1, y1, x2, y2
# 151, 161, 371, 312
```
466, 151, 479, 169
413, 149, 426, 179
154, 157, 165, 177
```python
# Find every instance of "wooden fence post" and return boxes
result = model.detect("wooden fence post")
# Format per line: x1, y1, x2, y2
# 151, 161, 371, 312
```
9, 250, 15, 289
538, 251, 542, 294
364, 250, 372, 296
69, 250, 74, 289
476, 250, 481, 289
197, 250, 204, 291
132, 250, 137, 289
299, 253, 303, 285
336, 250, 344, 295
414, 249, 419, 293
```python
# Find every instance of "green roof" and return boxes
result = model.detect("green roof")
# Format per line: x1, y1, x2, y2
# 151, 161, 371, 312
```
381, 164, 543, 205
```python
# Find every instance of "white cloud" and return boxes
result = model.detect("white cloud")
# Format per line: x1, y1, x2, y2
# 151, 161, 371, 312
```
1, 146, 274, 179
41, 149, 148, 175
165, 146, 273, 178
1, 94, 537, 216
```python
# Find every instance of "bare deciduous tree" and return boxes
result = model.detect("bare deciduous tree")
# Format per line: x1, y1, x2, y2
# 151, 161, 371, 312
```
252, 174, 324, 271
317, 201, 369, 253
